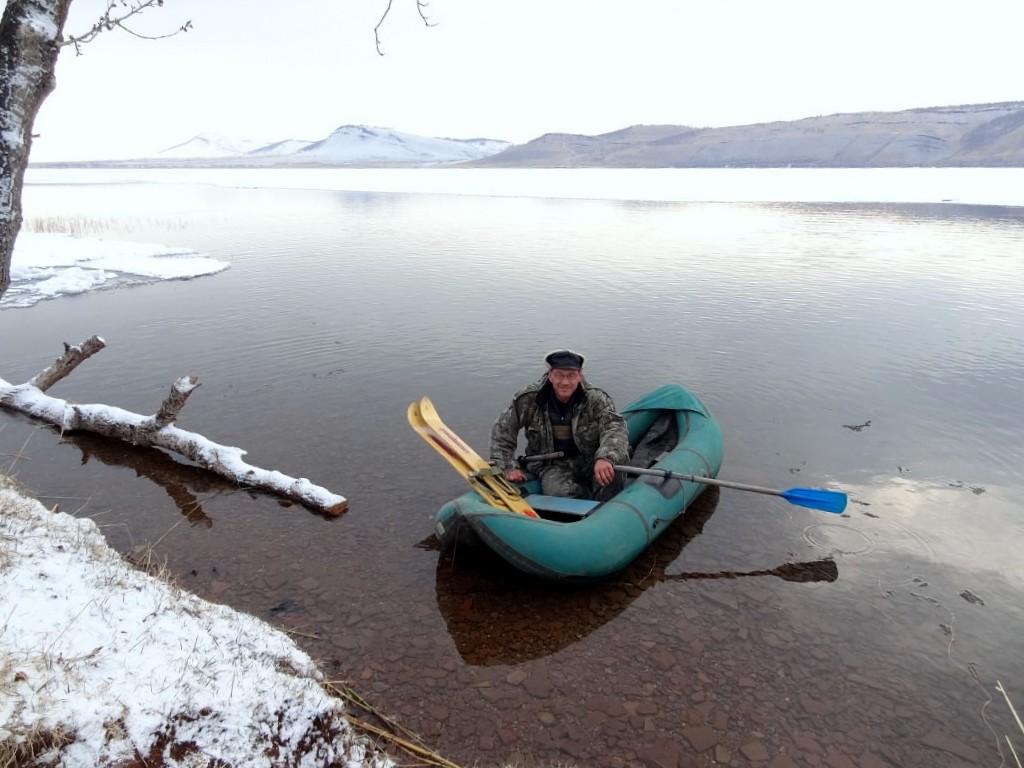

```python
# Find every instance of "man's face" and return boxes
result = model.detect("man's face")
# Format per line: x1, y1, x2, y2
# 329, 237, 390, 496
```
548, 368, 582, 403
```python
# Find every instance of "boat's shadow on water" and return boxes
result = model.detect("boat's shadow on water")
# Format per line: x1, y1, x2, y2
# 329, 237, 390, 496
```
428, 486, 838, 666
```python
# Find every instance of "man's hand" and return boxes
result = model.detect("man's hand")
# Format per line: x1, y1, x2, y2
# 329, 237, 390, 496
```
504, 468, 526, 483
594, 458, 615, 486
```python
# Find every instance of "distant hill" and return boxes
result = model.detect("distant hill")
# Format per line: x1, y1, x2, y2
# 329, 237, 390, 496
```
29, 102, 1024, 169
157, 133, 274, 159
34, 126, 513, 169
293, 125, 510, 165
466, 102, 1024, 168
245, 139, 316, 157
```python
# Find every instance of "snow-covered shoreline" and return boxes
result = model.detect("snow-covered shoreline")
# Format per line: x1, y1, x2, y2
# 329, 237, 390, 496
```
0, 474, 391, 767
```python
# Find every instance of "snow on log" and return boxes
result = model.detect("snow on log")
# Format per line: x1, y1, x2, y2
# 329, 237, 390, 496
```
0, 339, 348, 515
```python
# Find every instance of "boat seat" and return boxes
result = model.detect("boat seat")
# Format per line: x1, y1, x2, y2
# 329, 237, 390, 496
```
523, 494, 599, 518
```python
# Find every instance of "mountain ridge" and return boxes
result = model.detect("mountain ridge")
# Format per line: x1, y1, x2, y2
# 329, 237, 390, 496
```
466, 101, 1024, 168
29, 101, 1024, 169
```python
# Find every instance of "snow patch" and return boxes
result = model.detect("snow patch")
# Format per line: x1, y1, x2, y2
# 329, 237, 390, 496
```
0, 477, 391, 767
2, 233, 229, 309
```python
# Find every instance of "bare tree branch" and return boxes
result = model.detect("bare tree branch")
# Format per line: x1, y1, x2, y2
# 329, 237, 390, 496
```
149, 376, 199, 429
63, 0, 192, 55
375, 0, 436, 56
29, 335, 107, 391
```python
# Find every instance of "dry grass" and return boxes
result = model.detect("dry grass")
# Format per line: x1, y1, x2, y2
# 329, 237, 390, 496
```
0, 484, 77, 763
121, 518, 185, 585
997, 681, 1023, 768
0, 473, 34, 572
325, 680, 580, 768
0, 723, 73, 768
23, 215, 186, 237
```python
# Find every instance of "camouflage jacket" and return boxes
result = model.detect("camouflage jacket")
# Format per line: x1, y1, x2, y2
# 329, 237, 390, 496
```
489, 375, 630, 474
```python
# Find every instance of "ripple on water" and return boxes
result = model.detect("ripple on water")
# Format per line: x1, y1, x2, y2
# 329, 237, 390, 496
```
801, 522, 875, 557
877, 517, 940, 564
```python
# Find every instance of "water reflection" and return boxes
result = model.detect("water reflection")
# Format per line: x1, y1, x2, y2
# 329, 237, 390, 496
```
61, 430, 238, 526
663, 559, 838, 583
433, 488, 839, 665
12, 423, 343, 523
7, 172, 1024, 766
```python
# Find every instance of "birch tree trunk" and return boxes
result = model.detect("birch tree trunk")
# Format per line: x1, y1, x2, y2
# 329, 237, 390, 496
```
0, 337, 349, 515
0, 0, 72, 298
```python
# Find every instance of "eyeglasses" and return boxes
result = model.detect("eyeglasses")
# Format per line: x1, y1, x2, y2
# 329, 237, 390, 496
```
549, 370, 581, 383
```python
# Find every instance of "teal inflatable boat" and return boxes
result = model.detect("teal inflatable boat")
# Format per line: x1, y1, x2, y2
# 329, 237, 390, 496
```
433, 383, 724, 581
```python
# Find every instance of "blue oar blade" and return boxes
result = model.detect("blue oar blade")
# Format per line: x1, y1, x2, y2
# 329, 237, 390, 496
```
780, 487, 848, 514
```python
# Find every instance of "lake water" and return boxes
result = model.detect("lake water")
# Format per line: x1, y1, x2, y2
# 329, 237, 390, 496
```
3, 168, 1023, 767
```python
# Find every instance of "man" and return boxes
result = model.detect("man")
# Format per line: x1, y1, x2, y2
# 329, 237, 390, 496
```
490, 349, 630, 500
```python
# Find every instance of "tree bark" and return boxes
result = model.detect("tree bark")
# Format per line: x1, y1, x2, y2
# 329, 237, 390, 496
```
1, 0, 73, 298
30, 334, 107, 390
0, 338, 348, 516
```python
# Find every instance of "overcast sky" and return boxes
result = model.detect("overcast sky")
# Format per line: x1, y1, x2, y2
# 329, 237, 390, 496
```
26, 0, 1024, 161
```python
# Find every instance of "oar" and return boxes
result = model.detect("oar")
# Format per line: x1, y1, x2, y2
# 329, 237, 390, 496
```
613, 465, 848, 514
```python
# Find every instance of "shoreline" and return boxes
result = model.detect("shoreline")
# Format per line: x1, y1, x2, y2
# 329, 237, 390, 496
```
0, 473, 392, 767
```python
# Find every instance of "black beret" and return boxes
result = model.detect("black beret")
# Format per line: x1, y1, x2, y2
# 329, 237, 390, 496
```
545, 349, 585, 370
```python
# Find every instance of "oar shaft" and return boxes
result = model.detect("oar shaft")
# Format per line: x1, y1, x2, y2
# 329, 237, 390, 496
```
614, 464, 848, 514
613, 465, 783, 498
521, 451, 565, 463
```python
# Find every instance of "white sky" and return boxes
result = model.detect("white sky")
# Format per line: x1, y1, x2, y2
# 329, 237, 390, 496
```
26, 0, 1024, 161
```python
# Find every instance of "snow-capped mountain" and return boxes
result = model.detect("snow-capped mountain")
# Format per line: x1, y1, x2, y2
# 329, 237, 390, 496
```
295, 125, 510, 165
248, 139, 316, 156
154, 126, 512, 166
157, 132, 271, 158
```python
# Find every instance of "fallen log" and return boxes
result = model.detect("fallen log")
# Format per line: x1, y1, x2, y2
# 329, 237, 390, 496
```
0, 336, 348, 515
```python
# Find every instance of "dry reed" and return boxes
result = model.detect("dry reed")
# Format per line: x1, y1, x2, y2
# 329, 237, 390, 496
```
23, 215, 185, 237
996, 681, 1023, 768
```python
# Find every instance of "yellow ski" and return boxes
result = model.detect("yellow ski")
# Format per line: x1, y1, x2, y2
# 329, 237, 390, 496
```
408, 397, 539, 518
